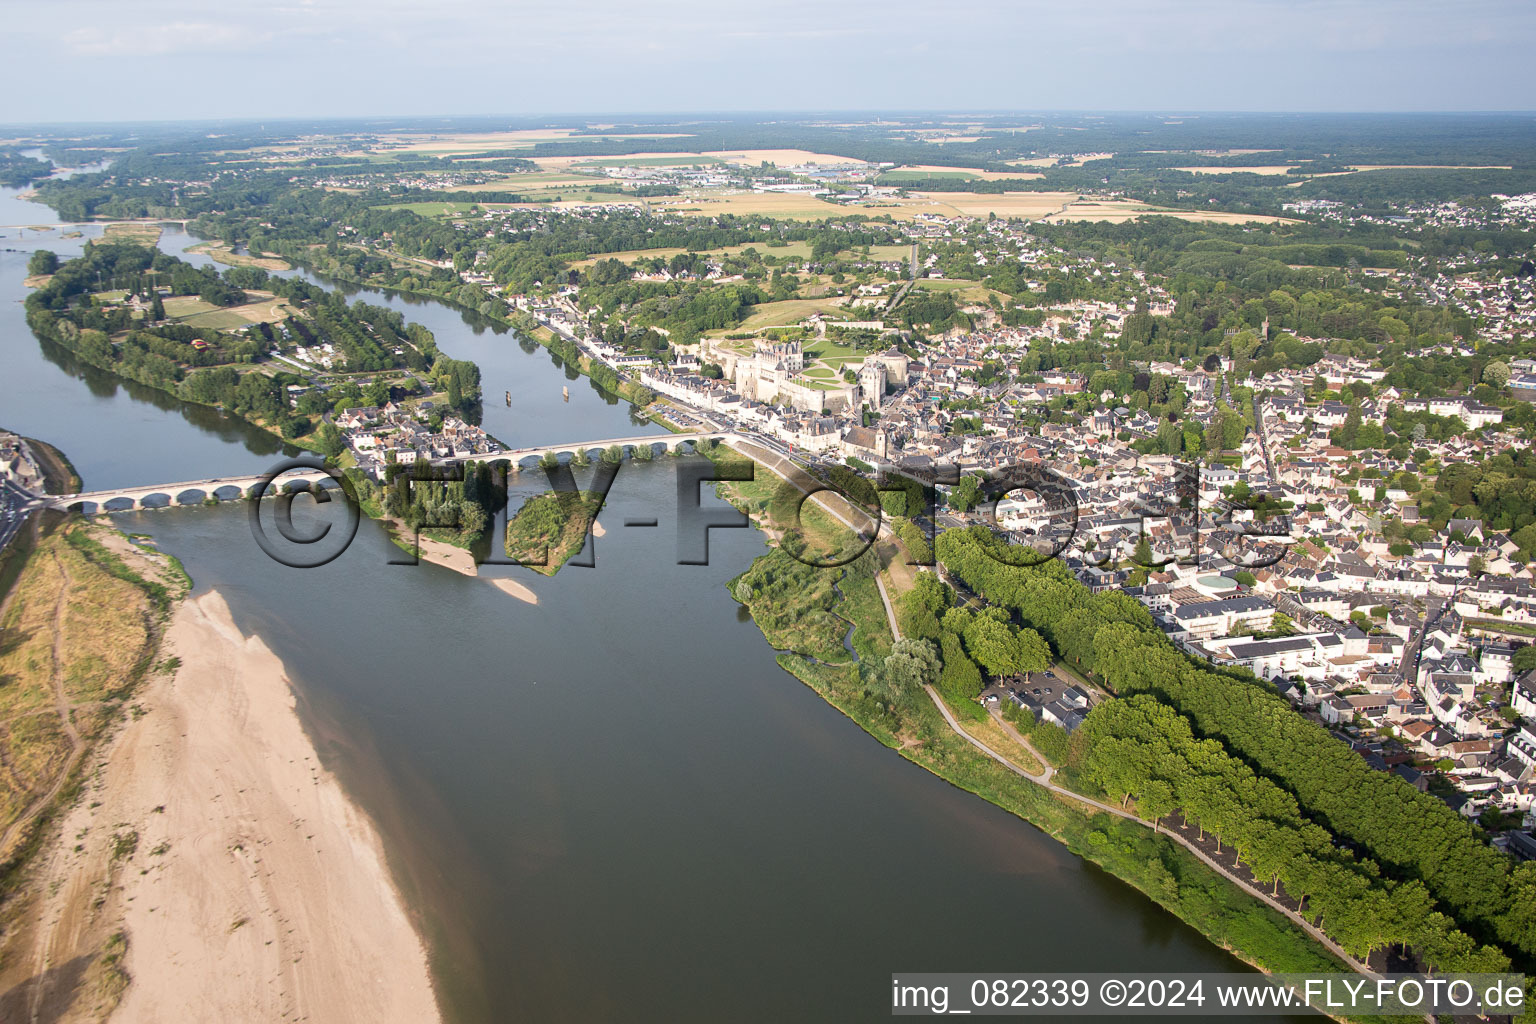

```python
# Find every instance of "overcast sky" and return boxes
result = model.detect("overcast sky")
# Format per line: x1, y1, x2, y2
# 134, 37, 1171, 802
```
3, 0, 1533, 123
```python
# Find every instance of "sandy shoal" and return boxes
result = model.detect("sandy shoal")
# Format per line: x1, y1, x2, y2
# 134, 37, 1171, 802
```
486, 578, 538, 604
395, 523, 545, 602
105, 591, 441, 1024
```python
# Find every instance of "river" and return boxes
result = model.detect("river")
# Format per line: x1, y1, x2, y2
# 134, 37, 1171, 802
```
0, 183, 1293, 1021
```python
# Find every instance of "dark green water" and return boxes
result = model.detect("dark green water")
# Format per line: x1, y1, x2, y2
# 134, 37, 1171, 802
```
118, 464, 1270, 1023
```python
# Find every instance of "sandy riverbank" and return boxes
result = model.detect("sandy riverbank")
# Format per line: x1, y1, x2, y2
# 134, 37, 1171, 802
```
85, 591, 441, 1023
389, 519, 551, 603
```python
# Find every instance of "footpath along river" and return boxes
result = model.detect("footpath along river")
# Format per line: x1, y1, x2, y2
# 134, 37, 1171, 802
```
0, 194, 1304, 1021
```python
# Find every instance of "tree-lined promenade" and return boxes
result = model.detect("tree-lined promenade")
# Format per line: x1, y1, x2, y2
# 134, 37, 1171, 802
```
712, 435, 1532, 1000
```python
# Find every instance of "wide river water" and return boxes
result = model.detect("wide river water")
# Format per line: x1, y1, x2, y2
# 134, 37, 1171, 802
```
0, 185, 1293, 1021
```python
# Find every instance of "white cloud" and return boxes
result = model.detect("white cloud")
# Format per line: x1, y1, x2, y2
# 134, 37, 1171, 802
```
65, 21, 273, 57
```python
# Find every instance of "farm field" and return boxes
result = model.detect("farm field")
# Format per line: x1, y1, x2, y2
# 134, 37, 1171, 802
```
704, 148, 867, 166
570, 155, 725, 169
665, 189, 861, 220
568, 239, 817, 269
531, 152, 715, 170
1042, 199, 1294, 225
373, 200, 480, 216
373, 129, 695, 156
906, 190, 1080, 218
455, 172, 609, 189
886, 164, 1044, 181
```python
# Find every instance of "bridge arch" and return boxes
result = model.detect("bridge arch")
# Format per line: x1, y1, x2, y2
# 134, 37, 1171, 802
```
212, 484, 245, 502
175, 488, 209, 506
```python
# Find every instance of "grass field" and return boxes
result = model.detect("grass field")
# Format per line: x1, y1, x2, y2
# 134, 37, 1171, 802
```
374, 129, 695, 157
571, 155, 724, 169
1042, 199, 1295, 225
163, 292, 294, 329
0, 520, 186, 861
371, 201, 480, 216
98, 222, 162, 245
802, 336, 865, 366
912, 279, 1010, 305
455, 172, 610, 190
532, 152, 713, 171
705, 148, 865, 167
882, 169, 977, 181
159, 296, 219, 318
731, 298, 852, 333
905, 190, 1080, 219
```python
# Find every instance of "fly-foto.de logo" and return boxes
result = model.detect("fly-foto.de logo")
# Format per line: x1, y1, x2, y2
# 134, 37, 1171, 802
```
246, 454, 1299, 573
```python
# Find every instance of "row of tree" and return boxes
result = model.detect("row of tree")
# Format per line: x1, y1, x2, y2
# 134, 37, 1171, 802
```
932, 526, 1536, 969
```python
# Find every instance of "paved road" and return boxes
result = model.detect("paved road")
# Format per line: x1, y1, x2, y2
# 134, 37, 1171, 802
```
0, 478, 44, 554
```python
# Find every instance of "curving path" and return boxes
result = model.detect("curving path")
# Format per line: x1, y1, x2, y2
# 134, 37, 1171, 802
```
0, 554, 85, 863
735, 441, 1381, 987
920, 682, 1375, 980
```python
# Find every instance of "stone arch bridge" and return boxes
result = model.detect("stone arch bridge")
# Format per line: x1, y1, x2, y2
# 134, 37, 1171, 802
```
47, 431, 739, 514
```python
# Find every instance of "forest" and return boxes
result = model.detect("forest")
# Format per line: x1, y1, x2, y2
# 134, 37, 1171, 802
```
932, 526, 1536, 974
